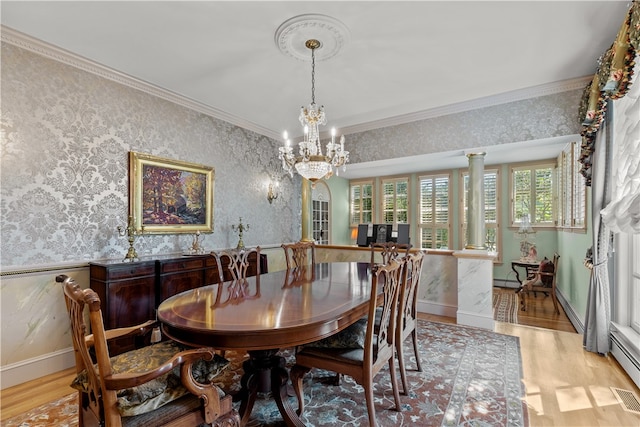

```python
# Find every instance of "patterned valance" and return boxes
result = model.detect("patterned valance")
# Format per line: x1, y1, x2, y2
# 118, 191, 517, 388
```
579, 0, 640, 186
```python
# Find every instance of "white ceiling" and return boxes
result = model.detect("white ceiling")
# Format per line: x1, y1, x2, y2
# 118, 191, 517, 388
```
0, 1, 630, 178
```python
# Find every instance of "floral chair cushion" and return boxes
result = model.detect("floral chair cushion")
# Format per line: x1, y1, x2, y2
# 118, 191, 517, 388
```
305, 318, 368, 349
71, 340, 229, 417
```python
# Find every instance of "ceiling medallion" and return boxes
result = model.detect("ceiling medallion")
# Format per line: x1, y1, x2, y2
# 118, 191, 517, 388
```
274, 14, 350, 62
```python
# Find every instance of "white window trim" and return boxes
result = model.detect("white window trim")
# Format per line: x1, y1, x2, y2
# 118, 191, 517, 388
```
509, 160, 556, 228
349, 180, 374, 227
380, 176, 410, 227
417, 173, 452, 250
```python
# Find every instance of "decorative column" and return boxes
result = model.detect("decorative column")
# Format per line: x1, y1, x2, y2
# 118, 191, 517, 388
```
301, 179, 313, 242
456, 152, 494, 330
465, 152, 486, 249
453, 250, 496, 330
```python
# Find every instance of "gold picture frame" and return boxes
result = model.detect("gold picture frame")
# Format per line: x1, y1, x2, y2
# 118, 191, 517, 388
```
129, 151, 214, 234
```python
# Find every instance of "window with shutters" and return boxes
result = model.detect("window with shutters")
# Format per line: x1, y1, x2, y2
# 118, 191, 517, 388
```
381, 177, 409, 226
460, 169, 501, 261
418, 174, 451, 249
571, 142, 586, 228
349, 181, 373, 226
556, 141, 586, 230
510, 162, 555, 227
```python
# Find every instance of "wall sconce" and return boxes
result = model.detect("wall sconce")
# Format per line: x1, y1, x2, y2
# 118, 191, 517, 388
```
267, 181, 279, 204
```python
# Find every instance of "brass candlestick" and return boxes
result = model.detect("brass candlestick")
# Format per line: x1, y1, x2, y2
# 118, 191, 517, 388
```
231, 217, 249, 250
117, 215, 144, 262
189, 230, 205, 254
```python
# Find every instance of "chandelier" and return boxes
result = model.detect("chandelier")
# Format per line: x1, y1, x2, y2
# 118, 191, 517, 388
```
279, 39, 349, 183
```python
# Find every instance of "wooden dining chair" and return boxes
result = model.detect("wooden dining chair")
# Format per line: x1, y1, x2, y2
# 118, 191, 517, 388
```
281, 241, 316, 269
290, 258, 405, 427
370, 241, 412, 264
213, 246, 261, 282
519, 253, 561, 314
55, 275, 239, 427
395, 250, 425, 395
211, 246, 261, 306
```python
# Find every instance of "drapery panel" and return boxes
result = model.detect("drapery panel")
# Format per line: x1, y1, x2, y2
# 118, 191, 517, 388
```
583, 111, 612, 355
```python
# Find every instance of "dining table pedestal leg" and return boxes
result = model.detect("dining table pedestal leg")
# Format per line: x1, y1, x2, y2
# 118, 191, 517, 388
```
237, 349, 305, 427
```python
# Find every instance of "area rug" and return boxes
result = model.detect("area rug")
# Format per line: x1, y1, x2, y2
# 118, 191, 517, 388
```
493, 291, 519, 324
2, 320, 527, 427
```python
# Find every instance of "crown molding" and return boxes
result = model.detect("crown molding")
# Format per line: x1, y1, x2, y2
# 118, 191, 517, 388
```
341, 76, 590, 135
2, 25, 588, 141
1, 26, 280, 140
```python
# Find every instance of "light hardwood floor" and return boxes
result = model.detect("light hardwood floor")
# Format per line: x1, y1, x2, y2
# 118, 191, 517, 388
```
2, 288, 639, 425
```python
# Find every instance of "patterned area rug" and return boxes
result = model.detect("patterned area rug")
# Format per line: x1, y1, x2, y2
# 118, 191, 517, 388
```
493, 291, 519, 324
2, 320, 527, 427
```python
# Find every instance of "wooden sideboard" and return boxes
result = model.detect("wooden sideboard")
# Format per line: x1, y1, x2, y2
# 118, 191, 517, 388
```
90, 253, 267, 354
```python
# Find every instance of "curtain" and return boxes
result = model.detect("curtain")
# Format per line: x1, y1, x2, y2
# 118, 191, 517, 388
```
583, 104, 612, 355
600, 58, 640, 234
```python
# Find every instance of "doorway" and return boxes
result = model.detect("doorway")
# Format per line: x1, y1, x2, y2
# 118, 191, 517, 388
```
312, 182, 330, 244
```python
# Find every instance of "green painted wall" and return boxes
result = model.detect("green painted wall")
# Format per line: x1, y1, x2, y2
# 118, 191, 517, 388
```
326, 176, 351, 246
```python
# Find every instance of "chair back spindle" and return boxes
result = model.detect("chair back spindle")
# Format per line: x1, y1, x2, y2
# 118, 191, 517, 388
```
281, 241, 316, 269
370, 241, 412, 265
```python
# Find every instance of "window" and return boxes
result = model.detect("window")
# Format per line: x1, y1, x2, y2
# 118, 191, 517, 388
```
510, 162, 555, 227
350, 181, 373, 226
461, 169, 501, 260
572, 143, 586, 228
556, 142, 586, 230
381, 177, 409, 225
418, 174, 450, 249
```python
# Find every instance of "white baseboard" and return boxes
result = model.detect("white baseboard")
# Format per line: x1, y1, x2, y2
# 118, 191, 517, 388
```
556, 289, 584, 333
1, 347, 75, 390
417, 299, 457, 318
456, 310, 495, 330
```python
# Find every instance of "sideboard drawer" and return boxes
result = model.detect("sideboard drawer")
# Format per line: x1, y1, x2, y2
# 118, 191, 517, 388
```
158, 257, 206, 273
90, 262, 156, 281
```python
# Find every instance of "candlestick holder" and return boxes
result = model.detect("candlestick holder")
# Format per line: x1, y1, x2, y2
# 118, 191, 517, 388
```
188, 230, 206, 255
231, 217, 249, 250
117, 215, 144, 262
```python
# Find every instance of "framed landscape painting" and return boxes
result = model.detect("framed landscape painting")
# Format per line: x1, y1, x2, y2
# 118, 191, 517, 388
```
129, 151, 214, 234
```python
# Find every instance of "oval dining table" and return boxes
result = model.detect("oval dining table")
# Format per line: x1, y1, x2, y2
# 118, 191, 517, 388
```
157, 261, 375, 427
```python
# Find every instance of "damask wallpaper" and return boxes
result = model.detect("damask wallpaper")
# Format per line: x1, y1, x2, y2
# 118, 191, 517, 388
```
1, 43, 301, 270
347, 90, 582, 163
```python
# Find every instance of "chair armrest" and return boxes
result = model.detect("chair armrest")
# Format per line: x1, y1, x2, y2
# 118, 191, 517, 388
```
101, 347, 216, 390
84, 320, 158, 348
102, 347, 226, 424
105, 320, 158, 341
